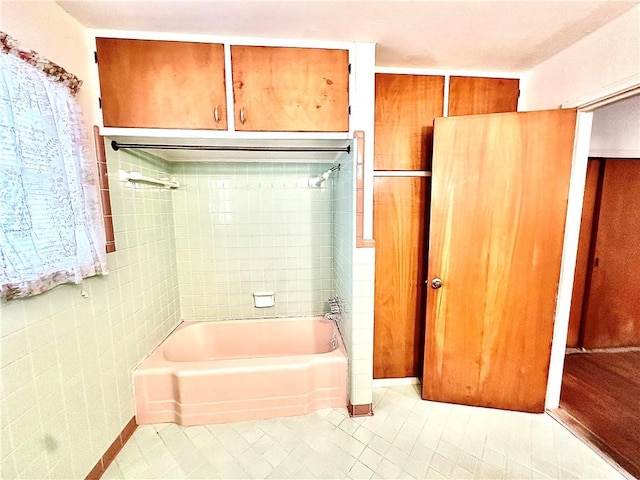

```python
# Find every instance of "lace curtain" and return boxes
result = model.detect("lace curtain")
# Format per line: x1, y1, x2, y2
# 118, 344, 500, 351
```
1, 31, 83, 95
0, 52, 108, 300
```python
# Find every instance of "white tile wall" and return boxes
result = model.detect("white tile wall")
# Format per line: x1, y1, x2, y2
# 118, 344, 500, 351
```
332, 149, 376, 406
333, 150, 355, 397
0, 147, 181, 478
351, 247, 376, 406
170, 162, 335, 320
1, 148, 375, 478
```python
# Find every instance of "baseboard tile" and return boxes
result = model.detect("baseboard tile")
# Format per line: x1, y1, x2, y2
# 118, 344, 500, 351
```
85, 416, 137, 480
347, 402, 373, 417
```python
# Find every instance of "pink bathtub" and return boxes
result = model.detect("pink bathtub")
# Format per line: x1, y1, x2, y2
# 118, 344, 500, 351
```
134, 316, 348, 426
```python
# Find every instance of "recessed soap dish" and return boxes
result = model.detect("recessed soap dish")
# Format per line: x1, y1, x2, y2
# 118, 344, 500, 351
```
253, 291, 275, 308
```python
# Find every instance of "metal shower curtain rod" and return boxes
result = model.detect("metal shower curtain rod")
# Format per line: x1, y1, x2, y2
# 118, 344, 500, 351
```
110, 141, 351, 154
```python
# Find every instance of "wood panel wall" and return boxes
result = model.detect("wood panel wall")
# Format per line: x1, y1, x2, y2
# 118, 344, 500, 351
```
581, 159, 640, 348
567, 159, 601, 347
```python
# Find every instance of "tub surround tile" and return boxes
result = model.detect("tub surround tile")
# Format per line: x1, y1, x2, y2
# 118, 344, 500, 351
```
333, 147, 373, 410
173, 162, 335, 321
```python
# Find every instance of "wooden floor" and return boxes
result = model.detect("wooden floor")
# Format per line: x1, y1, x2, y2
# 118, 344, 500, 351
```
556, 351, 640, 479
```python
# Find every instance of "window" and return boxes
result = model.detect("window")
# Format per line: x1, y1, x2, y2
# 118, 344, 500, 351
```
0, 37, 108, 300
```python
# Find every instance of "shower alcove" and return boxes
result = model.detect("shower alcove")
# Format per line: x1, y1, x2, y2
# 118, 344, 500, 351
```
102, 130, 376, 416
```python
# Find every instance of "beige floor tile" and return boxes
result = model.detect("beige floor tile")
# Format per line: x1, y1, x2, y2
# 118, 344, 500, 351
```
106, 386, 625, 479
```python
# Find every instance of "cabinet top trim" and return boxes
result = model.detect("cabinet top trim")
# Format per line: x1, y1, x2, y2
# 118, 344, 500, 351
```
375, 66, 522, 79
90, 29, 360, 51
100, 127, 351, 141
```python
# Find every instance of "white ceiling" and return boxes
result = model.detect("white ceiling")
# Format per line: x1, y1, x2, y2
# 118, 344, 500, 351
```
56, 0, 638, 72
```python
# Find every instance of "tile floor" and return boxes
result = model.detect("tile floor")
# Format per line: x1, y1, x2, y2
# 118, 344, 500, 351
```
103, 385, 624, 479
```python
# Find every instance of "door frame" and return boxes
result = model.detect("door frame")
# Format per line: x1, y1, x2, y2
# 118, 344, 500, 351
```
545, 110, 592, 409
546, 83, 640, 409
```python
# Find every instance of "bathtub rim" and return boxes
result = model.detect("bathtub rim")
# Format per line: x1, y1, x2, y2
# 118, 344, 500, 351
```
134, 315, 345, 370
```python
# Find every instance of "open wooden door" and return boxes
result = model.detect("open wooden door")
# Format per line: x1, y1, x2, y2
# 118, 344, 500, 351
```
422, 109, 578, 413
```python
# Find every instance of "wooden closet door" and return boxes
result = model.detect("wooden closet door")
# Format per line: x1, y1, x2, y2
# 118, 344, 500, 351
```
448, 76, 519, 116
374, 74, 445, 170
582, 160, 640, 348
373, 177, 428, 378
96, 38, 227, 129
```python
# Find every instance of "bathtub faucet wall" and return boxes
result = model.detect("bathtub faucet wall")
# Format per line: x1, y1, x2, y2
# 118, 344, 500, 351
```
326, 296, 342, 321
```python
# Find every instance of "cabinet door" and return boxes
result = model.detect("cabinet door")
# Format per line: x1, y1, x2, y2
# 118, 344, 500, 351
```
374, 74, 445, 170
231, 46, 349, 132
96, 38, 227, 130
373, 177, 428, 378
448, 76, 519, 116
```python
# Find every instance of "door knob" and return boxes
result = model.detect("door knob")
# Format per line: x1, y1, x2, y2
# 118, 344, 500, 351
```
431, 278, 443, 289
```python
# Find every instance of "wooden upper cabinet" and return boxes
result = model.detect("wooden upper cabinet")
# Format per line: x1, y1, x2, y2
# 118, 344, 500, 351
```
374, 74, 445, 170
231, 46, 349, 132
448, 76, 519, 116
96, 38, 227, 130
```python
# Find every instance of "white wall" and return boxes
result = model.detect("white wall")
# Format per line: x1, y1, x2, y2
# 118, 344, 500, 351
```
520, 4, 640, 110
346, 43, 377, 407
350, 43, 376, 240
590, 95, 640, 158
332, 147, 376, 407
1, 0, 101, 132
518, 4, 640, 409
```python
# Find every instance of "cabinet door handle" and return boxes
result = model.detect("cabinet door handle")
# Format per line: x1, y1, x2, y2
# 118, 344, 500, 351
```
213, 106, 220, 123
239, 107, 245, 125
